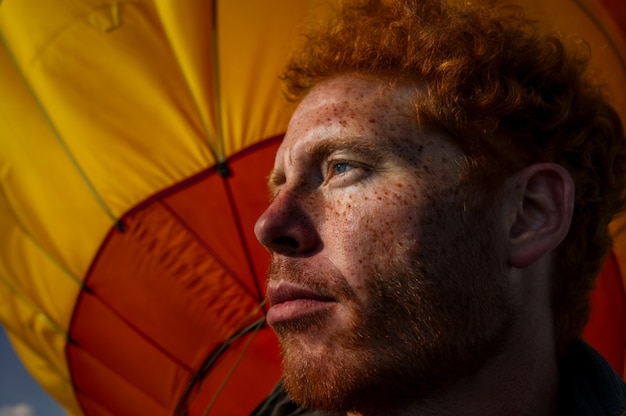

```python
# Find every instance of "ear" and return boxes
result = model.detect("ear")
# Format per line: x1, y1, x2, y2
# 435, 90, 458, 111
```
507, 163, 574, 268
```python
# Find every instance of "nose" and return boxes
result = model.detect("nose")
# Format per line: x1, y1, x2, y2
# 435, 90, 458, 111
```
254, 191, 321, 256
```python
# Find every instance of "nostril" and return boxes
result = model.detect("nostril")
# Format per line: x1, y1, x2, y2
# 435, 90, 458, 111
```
255, 198, 320, 255
273, 236, 299, 249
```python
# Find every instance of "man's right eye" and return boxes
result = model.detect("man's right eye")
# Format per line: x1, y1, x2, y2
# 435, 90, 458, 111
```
323, 159, 372, 188
325, 160, 359, 181
332, 162, 354, 176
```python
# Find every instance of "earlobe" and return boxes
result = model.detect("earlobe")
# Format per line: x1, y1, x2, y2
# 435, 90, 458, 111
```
507, 163, 574, 268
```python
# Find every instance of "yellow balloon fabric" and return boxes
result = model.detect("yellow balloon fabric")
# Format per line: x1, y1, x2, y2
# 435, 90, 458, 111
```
0, 1, 336, 414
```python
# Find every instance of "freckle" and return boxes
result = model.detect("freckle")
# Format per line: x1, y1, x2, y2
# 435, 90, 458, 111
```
377, 196, 382, 200
364, 196, 369, 200
369, 118, 376, 123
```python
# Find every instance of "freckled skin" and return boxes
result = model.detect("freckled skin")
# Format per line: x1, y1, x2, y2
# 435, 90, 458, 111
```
255, 75, 516, 414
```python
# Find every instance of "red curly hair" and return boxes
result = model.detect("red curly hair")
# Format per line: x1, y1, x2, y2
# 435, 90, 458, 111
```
281, 0, 626, 354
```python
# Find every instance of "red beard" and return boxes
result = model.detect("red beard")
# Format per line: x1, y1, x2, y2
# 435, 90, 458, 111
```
267, 186, 518, 414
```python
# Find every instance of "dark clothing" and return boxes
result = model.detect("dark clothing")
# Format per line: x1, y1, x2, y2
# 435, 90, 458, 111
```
252, 340, 626, 416
251, 381, 337, 416
558, 341, 626, 415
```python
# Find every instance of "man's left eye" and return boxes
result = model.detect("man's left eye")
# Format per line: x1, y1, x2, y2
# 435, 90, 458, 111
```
332, 162, 354, 175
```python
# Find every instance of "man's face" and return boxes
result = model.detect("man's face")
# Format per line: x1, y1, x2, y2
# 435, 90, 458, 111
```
254, 75, 518, 413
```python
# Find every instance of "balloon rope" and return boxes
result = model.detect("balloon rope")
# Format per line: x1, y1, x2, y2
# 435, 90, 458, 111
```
188, 300, 267, 393
211, 0, 226, 161
199, 300, 268, 383
222, 177, 264, 298
202, 314, 266, 416
0, 273, 68, 339
160, 199, 258, 299
0, 274, 76, 388
156, 4, 220, 162
0, 185, 84, 288
0, 33, 124, 232
175, 300, 268, 415
1, 325, 74, 386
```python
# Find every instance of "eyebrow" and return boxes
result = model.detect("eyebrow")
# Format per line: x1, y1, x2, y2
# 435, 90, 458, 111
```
267, 168, 286, 198
309, 136, 389, 165
266, 136, 391, 198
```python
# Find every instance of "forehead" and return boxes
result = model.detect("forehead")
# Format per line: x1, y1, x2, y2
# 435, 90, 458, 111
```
297, 74, 408, 114
278, 75, 423, 162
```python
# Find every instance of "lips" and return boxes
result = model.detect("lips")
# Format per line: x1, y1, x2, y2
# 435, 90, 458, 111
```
268, 282, 335, 305
266, 281, 336, 326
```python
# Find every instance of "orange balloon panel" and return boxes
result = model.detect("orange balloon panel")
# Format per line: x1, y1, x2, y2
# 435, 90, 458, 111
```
66, 138, 283, 414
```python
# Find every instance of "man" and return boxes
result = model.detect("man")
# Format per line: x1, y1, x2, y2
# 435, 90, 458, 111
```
252, 0, 626, 414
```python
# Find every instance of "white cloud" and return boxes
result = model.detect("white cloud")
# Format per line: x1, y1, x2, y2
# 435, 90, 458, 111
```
0, 403, 36, 416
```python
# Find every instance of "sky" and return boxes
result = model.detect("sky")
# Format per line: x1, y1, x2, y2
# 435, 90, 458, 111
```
0, 327, 67, 416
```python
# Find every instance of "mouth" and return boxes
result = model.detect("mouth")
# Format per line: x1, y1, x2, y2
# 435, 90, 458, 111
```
266, 281, 337, 326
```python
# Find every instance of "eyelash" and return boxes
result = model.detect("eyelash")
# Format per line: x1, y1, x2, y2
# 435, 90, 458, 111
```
324, 159, 370, 184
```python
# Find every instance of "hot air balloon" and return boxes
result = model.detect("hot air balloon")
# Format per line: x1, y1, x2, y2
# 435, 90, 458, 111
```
0, 1, 339, 414
0, 0, 624, 415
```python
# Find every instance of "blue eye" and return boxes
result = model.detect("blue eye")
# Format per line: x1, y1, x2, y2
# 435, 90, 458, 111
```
333, 162, 353, 175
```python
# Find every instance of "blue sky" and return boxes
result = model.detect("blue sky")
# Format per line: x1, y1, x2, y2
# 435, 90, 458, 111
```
0, 327, 67, 416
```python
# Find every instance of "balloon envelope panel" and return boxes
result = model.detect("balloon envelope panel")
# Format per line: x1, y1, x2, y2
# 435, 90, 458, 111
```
0, 0, 329, 414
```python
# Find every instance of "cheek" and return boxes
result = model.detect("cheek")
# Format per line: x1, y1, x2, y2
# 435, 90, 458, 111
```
323, 182, 423, 282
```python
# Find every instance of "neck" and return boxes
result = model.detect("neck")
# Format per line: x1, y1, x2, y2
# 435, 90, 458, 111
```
349, 261, 559, 416
349, 337, 558, 416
